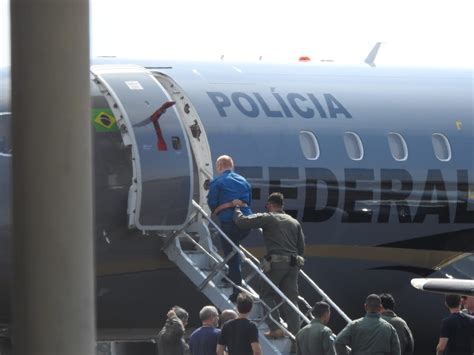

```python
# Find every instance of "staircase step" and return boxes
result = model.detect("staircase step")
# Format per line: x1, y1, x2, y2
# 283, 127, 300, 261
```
269, 337, 292, 354
184, 250, 213, 269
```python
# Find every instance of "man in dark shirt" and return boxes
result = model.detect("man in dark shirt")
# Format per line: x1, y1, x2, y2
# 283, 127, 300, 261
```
436, 294, 474, 355
380, 293, 414, 355
207, 155, 252, 302
189, 305, 221, 355
217, 293, 262, 355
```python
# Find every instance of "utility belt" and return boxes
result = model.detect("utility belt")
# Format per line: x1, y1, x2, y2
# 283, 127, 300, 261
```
261, 254, 305, 272
266, 254, 291, 262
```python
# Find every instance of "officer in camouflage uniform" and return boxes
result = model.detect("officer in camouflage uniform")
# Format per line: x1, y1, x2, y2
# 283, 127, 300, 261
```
380, 293, 414, 355
156, 306, 190, 355
334, 294, 400, 355
296, 301, 336, 355
234, 192, 305, 341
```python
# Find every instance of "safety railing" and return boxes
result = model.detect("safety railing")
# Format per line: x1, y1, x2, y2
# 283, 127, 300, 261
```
190, 200, 312, 340
165, 199, 352, 351
240, 243, 352, 324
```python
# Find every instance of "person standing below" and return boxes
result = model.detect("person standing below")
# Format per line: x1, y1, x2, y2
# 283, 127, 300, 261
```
380, 293, 414, 355
334, 294, 400, 355
462, 296, 474, 315
234, 192, 305, 347
217, 292, 262, 355
296, 301, 336, 355
219, 309, 238, 328
436, 294, 474, 355
207, 155, 252, 302
156, 306, 190, 355
461, 296, 474, 354
189, 305, 221, 355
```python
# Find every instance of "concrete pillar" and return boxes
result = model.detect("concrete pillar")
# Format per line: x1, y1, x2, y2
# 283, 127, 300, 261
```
10, 0, 95, 354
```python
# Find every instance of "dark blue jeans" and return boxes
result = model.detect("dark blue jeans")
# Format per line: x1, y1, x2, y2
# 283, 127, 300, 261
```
220, 221, 250, 296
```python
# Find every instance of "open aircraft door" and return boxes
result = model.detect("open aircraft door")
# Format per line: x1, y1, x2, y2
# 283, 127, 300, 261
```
91, 65, 195, 231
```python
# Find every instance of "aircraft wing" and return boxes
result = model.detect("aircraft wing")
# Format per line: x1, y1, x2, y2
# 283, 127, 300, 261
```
411, 278, 474, 296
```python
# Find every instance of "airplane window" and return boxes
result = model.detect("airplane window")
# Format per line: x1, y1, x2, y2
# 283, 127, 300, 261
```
387, 132, 408, 161
171, 136, 182, 150
0, 113, 11, 155
432, 133, 452, 161
299, 131, 320, 160
343, 132, 364, 161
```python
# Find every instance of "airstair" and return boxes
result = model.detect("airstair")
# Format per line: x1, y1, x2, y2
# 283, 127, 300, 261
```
163, 200, 352, 354
90, 64, 351, 355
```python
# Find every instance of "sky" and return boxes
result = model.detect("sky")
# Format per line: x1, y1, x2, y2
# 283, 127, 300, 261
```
1, 0, 473, 68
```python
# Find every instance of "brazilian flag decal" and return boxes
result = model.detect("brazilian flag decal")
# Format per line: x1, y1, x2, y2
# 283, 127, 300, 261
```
92, 109, 119, 132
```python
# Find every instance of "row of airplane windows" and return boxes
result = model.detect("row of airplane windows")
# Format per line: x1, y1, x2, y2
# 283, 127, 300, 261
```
299, 131, 452, 162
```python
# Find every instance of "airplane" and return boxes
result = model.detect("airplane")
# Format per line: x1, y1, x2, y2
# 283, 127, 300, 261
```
412, 278, 474, 296
0, 58, 473, 353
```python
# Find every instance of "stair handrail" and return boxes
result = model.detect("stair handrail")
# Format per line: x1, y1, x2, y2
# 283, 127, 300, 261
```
240, 243, 351, 324
299, 270, 352, 324
238, 227, 352, 353
191, 200, 311, 329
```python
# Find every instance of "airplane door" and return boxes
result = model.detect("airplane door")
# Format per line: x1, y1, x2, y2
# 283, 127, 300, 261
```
91, 65, 193, 231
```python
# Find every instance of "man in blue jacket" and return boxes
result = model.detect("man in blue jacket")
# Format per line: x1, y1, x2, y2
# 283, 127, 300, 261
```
207, 155, 252, 302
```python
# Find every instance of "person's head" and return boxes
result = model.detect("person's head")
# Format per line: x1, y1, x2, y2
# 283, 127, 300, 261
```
364, 294, 382, 313
199, 305, 219, 327
380, 293, 395, 311
461, 296, 474, 312
445, 294, 461, 310
215, 155, 234, 175
220, 309, 238, 328
236, 292, 253, 315
266, 192, 284, 212
172, 305, 189, 327
313, 301, 331, 324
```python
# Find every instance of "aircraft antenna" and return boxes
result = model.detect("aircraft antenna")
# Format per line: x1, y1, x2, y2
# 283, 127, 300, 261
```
365, 42, 382, 67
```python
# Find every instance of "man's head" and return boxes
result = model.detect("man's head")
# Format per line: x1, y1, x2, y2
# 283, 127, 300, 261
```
266, 192, 284, 212
461, 296, 474, 312
220, 309, 238, 328
236, 292, 253, 315
380, 293, 395, 311
215, 155, 234, 175
199, 305, 219, 327
313, 301, 331, 324
445, 294, 461, 310
364, 294, 382, 313
172, 305, 189, 327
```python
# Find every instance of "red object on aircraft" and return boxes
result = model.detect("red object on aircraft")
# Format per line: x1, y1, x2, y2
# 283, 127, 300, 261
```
149, 101, 176, 151
299, 56, 311, 62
